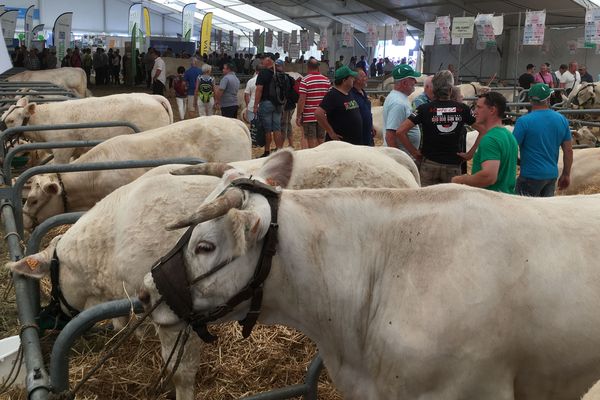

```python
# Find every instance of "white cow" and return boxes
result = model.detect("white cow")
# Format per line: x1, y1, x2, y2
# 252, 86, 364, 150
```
572, 127, 598, 147
8, 145, 418, 400
558, 147, 600, 195
22, 116, 251, 231
142, 150, 600, 400
0, 94, 173, 163
584, 380, 600, 400
568, 82, 600, 108
6, 67, 89, 97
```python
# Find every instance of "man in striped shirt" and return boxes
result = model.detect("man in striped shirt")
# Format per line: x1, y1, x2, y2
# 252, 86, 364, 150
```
296, 58, 331, 148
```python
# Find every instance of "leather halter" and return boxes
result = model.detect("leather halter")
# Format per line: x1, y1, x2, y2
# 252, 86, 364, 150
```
56, 173, 69, 213
151, 177, 282, 343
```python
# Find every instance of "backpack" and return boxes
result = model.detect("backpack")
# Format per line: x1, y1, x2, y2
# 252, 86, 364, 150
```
197, 76, 214, 103
287, 76, 300, 104
173, 77, 186, 97
268, 68, 289, 106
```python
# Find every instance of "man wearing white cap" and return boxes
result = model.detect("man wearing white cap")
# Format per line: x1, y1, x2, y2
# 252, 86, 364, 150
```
383, 64, 422, 156
513, 83, 572, 196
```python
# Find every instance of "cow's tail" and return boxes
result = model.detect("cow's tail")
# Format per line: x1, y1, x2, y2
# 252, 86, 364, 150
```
154, 95, 174, 124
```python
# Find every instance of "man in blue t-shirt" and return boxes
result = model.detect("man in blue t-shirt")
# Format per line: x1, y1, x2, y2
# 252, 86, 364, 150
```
184, 58, 202, 117
513, 83, 573, 196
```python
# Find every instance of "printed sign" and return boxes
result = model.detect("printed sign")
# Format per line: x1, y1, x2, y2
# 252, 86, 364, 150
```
435, 16, 451, 45
392, 21, 407, 46
341, 24, 353, 47
366, 24, 378, 47
452, 16, 474, 39
523, 10, 545, 45
423, 22, 436, 46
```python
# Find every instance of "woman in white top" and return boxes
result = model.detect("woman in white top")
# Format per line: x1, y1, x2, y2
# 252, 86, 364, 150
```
194, 64, 216, 116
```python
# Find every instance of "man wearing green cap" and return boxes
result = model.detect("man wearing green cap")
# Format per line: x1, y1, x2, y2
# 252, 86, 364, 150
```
512, 83, 573, 196
383, 64, 422, 156
314, 65, 363, 144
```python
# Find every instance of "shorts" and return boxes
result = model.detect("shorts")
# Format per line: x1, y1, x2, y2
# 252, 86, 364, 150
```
302, 122, 325, 140
258, 100, 282, 132
419, 158, 462, 187
281, 109, 293, 137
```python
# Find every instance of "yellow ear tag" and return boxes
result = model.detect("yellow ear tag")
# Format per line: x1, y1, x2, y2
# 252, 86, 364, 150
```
25, 258, 39, 271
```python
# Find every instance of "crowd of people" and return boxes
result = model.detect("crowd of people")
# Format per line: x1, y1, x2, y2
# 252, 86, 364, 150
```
518, 60, 594, 95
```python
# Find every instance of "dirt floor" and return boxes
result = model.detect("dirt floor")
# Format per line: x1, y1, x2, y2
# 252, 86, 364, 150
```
0, 83, 342, 399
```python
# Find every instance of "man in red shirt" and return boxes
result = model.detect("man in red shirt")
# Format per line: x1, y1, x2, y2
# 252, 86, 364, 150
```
296, 57, 331, 148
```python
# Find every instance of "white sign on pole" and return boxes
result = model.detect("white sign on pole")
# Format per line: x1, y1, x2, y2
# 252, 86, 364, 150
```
435, 16, 451, 45
584, 8, 600, 45
452, 16, 474, 39
391, 21, 407, 46
366, 23, 378, 47
53, 12, 73, 63
423, 22, 436, 46
0, 28, 12, 73
523, 10, 546, 45
341, 24, 353, 47
475, 14, 495, 46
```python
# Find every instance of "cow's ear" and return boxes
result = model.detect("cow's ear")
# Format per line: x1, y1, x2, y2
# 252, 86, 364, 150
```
256, 150, 294, 188
16, 97, 28, 107
5, 235, 60, 279
226, 208, 268, 256
42, 181, 61, 195
24, 102, 36, 117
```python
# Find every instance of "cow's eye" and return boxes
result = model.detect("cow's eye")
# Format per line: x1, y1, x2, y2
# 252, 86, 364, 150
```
195, 240, 215, 254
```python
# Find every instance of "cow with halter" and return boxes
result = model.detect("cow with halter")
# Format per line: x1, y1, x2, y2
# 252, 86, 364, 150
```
142, 150, 600, 399
7, 145, 419, 400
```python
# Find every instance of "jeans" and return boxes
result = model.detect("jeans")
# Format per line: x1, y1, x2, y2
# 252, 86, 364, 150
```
221, 105, 239, 118
516, 176, 557, 197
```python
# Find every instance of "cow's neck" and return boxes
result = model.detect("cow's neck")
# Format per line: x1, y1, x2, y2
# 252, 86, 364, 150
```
259, 191, 390, 375
58, 171, 95, 211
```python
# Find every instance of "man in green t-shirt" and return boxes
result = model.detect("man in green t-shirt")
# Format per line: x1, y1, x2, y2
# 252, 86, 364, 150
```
451, 92, 518, 194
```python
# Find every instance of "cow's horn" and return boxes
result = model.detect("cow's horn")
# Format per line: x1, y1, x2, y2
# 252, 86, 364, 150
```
171, 163, 233, 177
166, 188, 244, 230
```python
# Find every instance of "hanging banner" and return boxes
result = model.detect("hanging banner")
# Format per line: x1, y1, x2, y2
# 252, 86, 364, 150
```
143, 6, 151, 51
452, 16, 474, 39
266, 29, 273, 47
423, 21, 436, 46
1, 10, 19, 46
392, 21, 407, 46
0, 27, 11, 73
182, 3, 195, 42
523, 10, 545, 45
300, 29, 309, 51
257, 31, 264, 53
366, 23, 378, 47
435, 16, 451, 45
291, 29, 297, 44
585, 9, 600, 46
475, 14, 495, 46
53, 12, 72, 63
319, 28, 328, 49
216, 29, 222, 49
253, 29, 260, 46
492, 15, 504, 35
341, 24, 353, 47
308, 29, 315, 45
24, 5, 34, 48
277, 30, 283, 47
289, 43, 300, 58
229, 30, 234, 47
567, 40, 577, 54
128, 2, 142, 50
200, 12, 213, 55
283, 32, 290, 52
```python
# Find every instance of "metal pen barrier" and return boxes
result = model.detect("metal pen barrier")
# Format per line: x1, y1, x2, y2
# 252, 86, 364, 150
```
0, 121, 141, 159
3, 140, 104, 180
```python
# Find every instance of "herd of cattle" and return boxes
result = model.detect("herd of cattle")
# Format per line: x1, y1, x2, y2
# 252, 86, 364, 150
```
3, 67, 600, 399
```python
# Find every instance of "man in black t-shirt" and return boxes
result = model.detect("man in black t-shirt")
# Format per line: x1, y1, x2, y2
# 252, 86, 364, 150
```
314, 66, 363, 145
518, 64, 536, 90
253, 53, 284, 156
395, 70, 477, 186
